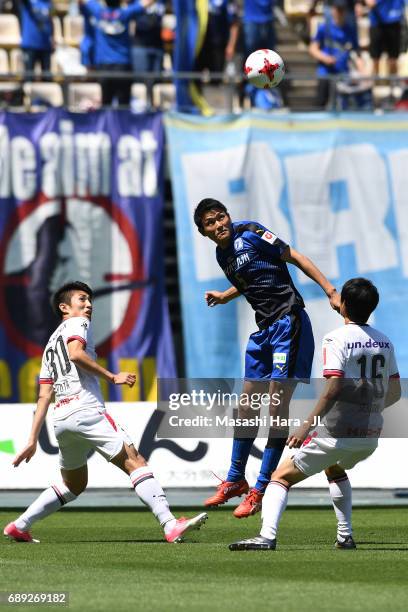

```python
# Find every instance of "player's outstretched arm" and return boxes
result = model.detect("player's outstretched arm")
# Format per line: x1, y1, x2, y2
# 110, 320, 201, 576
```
205, 286, 240, 307
68, 339, 136, 387
287, 377, 342, 448
13, 383, 54, 467
281, 247, 340, 311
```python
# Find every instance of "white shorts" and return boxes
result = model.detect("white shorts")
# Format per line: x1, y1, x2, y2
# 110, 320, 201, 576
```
293, 436, 378, 477
53, 407, 133, 471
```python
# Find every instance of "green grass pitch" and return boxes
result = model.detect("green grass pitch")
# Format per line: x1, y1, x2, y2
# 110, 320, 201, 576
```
1, 508, 408, 612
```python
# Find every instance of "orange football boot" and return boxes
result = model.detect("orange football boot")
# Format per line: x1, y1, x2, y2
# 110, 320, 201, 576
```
233, 488, 264, 518
204, 477, 249, 507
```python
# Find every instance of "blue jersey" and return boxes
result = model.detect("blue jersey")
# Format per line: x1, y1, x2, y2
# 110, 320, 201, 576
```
314, 20, 358, 76
82, 0, 145, 65
208, 0, 238, 46
369, 0, 404, 26
20, 0, 52, 51
243, 0, 274, 23
216, 220, 304, 329
132, 0, 165, 48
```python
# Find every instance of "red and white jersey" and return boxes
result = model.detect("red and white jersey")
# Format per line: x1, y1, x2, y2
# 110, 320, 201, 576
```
322, 323, 399, 380
39, 317, 104, 418
321, 323, 399, 438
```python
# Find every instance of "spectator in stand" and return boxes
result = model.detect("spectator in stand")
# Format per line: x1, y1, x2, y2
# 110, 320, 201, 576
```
18, 0, 53, 77
195, 0, 239, 76
308, 0, 364, 39
79, 0, 153, 106
309, 0, 366, 108
130, 0, 165, 78
242, 0, 275, 57
366, 0, 404, 77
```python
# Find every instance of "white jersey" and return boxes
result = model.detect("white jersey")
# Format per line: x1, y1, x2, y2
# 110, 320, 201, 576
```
321, 323, 399, 438
39, 317, 105, 419
322, 323, 398, 380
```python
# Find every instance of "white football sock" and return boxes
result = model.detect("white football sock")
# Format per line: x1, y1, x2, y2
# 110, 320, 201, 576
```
328, 475, 352, 539
130, 467, 176, 532
260, 480, 289, 540
14, 483, 77, 531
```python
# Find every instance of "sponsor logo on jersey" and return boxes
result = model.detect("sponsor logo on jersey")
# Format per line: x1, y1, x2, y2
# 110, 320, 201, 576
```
224, 252, 250, 276
234, 238, 244, 251
347, 340, 390, 349
261, 231, 277, 245
273, 352, 287, 364
81, 321, 88, 329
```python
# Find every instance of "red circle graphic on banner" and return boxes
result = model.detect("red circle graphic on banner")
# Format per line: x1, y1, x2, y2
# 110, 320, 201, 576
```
0, 194, 145, 358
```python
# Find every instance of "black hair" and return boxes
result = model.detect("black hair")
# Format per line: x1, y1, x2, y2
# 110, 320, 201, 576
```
341, 278, 379, 323
52, 281, 93, 319
193, 198, 229, 235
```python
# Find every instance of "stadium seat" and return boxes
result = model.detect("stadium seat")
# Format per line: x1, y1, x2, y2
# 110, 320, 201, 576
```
23, 82, 64, 109
284, 0, 311, 18
10, 48, 58, 76
398, 52, 408, 77
0, 14, 20, 48
163, 52, 172, 71
131, 83, 148, 112
63, 15, 84, 47
152, 83, 175, 110
309, 16, 324, 39
68, 82, 102, 110
357, 17, 370, 49
9, 48, 23, 74
0, 49, 9, 74
0, 82, 24, 108
53, 17, 64, 46
54, 46, 86, 75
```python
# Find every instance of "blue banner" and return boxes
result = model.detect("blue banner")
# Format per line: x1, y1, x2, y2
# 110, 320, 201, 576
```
0, 109, 176, 402
165, 111, 408, 378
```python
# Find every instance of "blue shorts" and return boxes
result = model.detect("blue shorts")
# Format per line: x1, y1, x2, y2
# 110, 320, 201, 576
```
244, 309, 314, 380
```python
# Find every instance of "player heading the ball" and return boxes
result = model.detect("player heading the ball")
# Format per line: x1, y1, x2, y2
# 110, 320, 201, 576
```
194, 198, 340, 519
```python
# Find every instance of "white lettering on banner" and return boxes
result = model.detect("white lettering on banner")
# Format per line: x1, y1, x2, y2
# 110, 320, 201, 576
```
118, 136, 142, 196
388, 151, 408, 277
0, 122, 157, 199
182, 142, 290, 282
40, 133, 60, 198
60, 120, 75, 197
11, 137, 36, 201
75, 133, 111, 197
285, 144, 398, 282
117, 132, 158, 197
140, 130, 158, 197
0, 125, 10, 197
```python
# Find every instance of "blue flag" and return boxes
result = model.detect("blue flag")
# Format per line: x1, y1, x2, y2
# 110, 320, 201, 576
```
173, 0, 213, 115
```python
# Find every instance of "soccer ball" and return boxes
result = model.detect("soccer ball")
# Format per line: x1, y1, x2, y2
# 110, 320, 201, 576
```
244, 49, 285, 89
